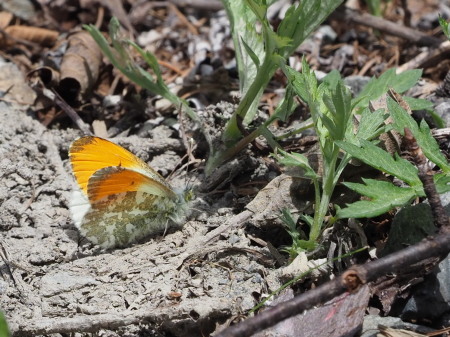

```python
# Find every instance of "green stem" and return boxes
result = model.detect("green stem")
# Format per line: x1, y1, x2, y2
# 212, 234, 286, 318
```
222, 57, 277, 144
308, 146, 340, 243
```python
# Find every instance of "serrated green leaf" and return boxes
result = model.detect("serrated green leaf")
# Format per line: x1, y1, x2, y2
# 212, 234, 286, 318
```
418, 120, 450, 172
388, 98, 450, 173
402, 96, 444, 128
354, 69, 421, 110
336, 178, 417, 218
336, 139, 422, 187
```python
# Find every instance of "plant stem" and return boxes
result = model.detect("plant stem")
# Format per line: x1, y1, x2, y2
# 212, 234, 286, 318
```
224, 57, 277, 143
309, 146, 340, 244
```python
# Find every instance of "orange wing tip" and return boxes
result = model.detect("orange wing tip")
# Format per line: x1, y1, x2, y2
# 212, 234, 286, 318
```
69, 136, 172, 197
86, 167, 176, 202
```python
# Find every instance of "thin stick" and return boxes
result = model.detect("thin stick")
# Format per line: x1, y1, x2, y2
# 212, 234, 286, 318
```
331, 8, 441, 47
50, 89, 92, 135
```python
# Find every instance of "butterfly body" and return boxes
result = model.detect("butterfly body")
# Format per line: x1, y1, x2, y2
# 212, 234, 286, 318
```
69, 136, 191, 249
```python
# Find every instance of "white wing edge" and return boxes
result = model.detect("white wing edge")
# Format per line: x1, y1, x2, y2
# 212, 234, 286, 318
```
69, 189, 91, 229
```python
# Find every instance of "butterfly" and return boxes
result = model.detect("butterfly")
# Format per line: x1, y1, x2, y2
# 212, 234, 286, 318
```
69, 136, 192, 249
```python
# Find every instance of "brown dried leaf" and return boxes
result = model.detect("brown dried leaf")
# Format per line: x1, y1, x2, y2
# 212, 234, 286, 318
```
0, 11, 14, 29
59, 31, 102, 101
1, 25, 58, 47
28, 66, 61, 88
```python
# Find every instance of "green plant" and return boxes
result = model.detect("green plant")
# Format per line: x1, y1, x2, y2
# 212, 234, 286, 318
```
364, 0, 384, 17
84, 18, 212, 151
336, 97, 450, 218
205, 0, 344, 173
85, 2, 345, 175
275, 60, 356, 252
275, 58, 432, 254
0, 312, 9, 337
439, 15, 450, 40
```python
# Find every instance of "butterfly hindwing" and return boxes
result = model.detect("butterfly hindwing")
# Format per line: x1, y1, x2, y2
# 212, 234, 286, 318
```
78, 191, 178, 248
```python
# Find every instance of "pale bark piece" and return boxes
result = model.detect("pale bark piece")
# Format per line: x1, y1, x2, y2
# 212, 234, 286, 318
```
245, 174, 312, 223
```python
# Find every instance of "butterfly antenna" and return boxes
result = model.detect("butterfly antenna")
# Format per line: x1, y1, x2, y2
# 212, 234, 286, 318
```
178, 103, 197, 164
167, 104, 201, 184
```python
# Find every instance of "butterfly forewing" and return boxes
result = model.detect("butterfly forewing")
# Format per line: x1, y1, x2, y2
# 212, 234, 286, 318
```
69, 136, 170, 196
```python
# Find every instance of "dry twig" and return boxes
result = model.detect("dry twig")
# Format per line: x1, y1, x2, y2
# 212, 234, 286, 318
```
332, 8, 442, 47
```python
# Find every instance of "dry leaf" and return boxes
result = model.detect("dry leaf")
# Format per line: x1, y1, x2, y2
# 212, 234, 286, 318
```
0, 25, 58, 47
59, 30, 102, 101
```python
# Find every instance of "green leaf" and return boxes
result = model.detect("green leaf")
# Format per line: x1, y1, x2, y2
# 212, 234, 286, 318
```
435, 173, 450, 194
277, 0, 344, 57
388, 98, 450, 173
245, 0, 268, 21
439, 15, 450, 40
354, 107, 387, 141
402, 96, 433, 110
241, 37, 261, 69
271, 84, 297, 122
354, 68, 421, 110
336, 139, 422, 188
222, 0, 264, 95
336, 178, 417, 219
284, 61, 318, 105
391, 69, 422, 93
0, 312, 9, 337
321, 70, 341, 88
259, 125, 280, 149
326, 80, 352, 141
85, 18, 202, 129
355, 68, 395, 109
402, 96, 445, 127
364, 0, 381, 16
274, 148, 318, 179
